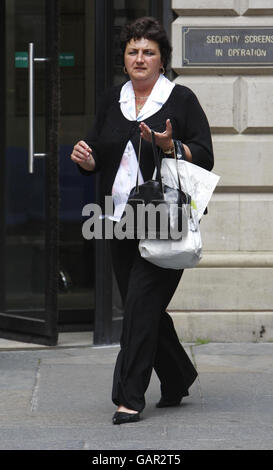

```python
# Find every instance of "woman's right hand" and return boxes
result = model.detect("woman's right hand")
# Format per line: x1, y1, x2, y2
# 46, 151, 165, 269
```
70, 140, 96, 171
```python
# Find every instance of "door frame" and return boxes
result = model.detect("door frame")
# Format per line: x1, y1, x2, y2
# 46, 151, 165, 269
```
0, 1, 6, 314
93, 0, 171, 345
0, 0, 60, 346
93, 0, 114, 345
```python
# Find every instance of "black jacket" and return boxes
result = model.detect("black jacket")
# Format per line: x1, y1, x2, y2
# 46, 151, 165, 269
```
78, 83, 214, 212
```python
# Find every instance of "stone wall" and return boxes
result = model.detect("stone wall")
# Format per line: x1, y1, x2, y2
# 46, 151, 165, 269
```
168, 0, 273, 342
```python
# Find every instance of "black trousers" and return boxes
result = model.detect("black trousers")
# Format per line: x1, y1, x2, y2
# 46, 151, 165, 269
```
110, 235, 198, 413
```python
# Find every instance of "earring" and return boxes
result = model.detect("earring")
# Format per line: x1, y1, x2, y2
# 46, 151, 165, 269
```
123, 66, 128, 74
160, 66, 165, 75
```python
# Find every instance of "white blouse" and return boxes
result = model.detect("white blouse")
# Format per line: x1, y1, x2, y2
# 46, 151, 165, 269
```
108, 74, 175, 222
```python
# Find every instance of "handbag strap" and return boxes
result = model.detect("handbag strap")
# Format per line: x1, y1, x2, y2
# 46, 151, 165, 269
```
172, 139, 184, 195
174, 139, 186, 161
152, 132, 185, 197
135, 131, 184, 197
151, 130, 164, 193
135, 131, 163, 193
135, 134, 142, 192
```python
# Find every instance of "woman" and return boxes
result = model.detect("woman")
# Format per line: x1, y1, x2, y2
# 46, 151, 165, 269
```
71, 17, 213, 425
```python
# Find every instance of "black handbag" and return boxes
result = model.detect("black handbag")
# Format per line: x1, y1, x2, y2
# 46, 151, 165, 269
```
119, 131, 191, 239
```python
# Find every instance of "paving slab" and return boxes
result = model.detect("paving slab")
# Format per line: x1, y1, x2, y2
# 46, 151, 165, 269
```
0, 343, 272, 450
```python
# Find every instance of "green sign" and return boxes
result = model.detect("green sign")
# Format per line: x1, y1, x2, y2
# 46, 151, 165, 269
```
15, 52, 28, 68
15, 52, 75, 68
59, 53, 75, 67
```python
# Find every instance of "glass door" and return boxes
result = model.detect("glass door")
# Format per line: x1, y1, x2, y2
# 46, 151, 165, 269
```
0, 0, 60, 345
57, 0, 96, 332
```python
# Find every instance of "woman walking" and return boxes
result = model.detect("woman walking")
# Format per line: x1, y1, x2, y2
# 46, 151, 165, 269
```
71, 17, 213, 424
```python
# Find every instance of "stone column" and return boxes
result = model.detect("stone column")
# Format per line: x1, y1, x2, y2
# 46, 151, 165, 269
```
168, 0, 273, 342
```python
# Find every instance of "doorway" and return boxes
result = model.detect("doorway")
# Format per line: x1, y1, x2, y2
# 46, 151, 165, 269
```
0, 0, 60, 345
58, 1, 96, 332
0, 0, 166, 346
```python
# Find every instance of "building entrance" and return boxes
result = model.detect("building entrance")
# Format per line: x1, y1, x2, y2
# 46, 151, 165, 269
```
0, 0, 165, 346
0, 0, 60, 345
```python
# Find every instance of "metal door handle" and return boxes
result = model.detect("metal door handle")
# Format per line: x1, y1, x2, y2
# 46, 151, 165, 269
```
28, 43, 49, 174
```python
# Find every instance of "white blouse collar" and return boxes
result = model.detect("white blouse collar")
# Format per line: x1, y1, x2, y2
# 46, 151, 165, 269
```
119, 74, 175, 121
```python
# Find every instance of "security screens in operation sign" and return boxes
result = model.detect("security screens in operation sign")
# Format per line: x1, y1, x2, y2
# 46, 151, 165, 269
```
182, 27, 273, 66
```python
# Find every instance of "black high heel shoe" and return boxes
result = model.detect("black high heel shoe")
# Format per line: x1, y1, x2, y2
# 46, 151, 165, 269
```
112, 411, 140, 425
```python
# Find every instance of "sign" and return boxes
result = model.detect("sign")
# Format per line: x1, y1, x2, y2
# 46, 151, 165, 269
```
15, 52, 75, 68
59, 53, 75, 67
15, 52, 28, 68
182, 27, 273, 66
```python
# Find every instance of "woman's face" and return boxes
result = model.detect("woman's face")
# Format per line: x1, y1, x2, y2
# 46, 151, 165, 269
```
124, 37, 163, 86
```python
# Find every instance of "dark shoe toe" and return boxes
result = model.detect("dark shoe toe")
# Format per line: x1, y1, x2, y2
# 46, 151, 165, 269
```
156, 390, 189, 408
112, 411, 140, 425
155, 398, 182, 408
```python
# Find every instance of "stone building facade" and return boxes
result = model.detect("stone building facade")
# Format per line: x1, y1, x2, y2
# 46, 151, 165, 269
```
168, 0, 273, 342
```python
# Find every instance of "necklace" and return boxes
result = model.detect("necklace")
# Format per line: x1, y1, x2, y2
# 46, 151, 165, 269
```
135, 93, 150, 116
135, 95, 150, 100
136, 102, 145, 115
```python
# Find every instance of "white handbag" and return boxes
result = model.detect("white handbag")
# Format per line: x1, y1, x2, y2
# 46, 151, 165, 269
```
138, 142, 220, 270
139, 216, 202, 269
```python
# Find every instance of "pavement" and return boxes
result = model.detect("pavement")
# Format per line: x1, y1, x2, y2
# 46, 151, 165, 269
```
0, 334, 272, 450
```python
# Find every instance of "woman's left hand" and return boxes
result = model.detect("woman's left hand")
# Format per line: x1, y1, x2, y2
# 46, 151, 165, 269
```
139, 119, 173, 153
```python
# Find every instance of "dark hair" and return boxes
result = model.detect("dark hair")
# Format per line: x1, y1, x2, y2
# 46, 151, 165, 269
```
120, 17, 172, 69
